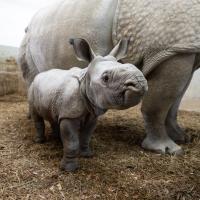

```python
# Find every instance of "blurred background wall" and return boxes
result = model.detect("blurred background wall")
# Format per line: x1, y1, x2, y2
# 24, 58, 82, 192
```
180, 70, 200, 112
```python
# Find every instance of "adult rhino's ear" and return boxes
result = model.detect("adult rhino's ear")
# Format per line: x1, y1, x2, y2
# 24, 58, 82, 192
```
69, 38, 96, 62
109, 39, 129, 61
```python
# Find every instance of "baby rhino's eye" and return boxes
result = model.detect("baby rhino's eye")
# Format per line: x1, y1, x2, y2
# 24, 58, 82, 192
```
102, 73, 109, 83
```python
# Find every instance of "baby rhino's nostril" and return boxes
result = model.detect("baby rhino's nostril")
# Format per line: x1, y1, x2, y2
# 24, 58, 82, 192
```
125, 82, 136, 88
124, 80, 136, 88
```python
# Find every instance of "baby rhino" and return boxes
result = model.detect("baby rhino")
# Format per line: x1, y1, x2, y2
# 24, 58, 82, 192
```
28, 38, 148, 172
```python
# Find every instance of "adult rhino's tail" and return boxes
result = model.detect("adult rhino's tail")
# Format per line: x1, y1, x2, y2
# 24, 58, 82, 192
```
17, 33, 39, 87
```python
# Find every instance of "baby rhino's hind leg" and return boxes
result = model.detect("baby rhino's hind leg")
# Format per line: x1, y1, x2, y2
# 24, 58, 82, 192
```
32, 111, 46, 143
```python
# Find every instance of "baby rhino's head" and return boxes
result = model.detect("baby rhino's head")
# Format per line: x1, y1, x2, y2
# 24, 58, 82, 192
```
70, 38, 148, 111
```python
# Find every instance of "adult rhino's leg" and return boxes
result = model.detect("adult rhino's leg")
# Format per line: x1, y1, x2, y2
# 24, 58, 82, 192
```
165, 74, 193, 144
141, 54, 195, 154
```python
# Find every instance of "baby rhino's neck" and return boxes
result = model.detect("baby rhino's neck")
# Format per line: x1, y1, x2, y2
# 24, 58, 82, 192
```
79, 71, 107, 117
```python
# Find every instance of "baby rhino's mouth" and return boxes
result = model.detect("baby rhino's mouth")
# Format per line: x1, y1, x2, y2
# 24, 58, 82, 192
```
124, 80, 141, 93
122, 78, 148, 107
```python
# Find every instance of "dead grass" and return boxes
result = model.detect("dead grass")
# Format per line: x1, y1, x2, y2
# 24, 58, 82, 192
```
0, 61, 26, 96
0, 94, 200, 200
0, 72, 19, 96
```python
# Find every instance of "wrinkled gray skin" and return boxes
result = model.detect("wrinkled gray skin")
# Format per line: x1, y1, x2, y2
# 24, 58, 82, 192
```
28, 38, 147, 172
18, 0, 200, 155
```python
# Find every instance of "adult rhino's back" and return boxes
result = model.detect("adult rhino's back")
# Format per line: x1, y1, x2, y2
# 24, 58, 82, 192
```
19, 0, 200, 83
19, 0, 118, 82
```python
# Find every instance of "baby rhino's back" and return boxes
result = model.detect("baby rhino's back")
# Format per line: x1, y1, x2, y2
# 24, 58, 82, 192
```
29, 68, 85, 122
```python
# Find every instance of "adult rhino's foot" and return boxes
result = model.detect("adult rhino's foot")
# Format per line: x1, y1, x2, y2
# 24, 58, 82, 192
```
166, 120, 191, 144
142, 135, 184, 155
80, 147, 94, 158
60, 158, 79, 172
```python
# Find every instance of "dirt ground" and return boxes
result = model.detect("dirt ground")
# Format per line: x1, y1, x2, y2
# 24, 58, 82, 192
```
0, 95, 200, 200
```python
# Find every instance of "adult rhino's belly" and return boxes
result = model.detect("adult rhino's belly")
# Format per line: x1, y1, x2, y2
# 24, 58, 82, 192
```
113, 0, 200, 66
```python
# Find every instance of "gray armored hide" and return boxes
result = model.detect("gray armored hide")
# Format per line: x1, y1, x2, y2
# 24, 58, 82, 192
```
18, 0, 200, 155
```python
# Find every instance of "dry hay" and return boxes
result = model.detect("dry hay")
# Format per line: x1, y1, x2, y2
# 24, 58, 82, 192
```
0, 59, 18, 72
0, 61, 26, 96
0, 72, 19, 96
0, 94, 200, 200
0, 64, 18, 72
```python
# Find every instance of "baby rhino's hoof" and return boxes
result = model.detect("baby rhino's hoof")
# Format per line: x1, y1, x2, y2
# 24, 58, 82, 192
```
60, 159, 79, 172
34, 136, 46, 143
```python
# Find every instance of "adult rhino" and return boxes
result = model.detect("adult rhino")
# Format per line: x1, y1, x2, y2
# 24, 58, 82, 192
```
18, 0, 200, 155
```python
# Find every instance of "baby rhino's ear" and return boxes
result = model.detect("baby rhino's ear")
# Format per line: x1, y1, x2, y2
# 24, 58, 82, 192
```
69, 38, 96, 62
109, 39, 129, 61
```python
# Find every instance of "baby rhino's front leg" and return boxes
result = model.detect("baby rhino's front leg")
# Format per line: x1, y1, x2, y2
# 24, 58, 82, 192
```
60, 119, 80, 172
